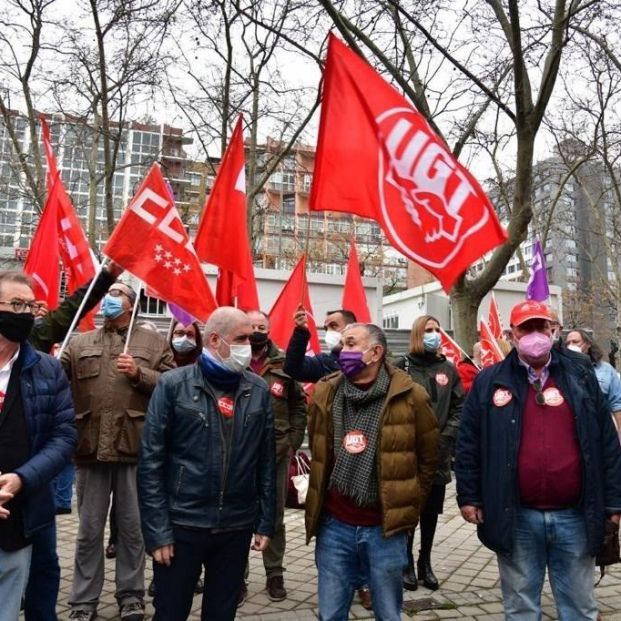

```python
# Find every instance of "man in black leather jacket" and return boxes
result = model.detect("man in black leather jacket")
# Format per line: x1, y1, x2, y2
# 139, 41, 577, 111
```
138, 307, 276, 621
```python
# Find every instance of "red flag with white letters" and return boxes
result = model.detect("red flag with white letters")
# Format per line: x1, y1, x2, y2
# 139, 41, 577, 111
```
103, 163, 217, 321
310, 35, 507, 291
194, 115, 258, 310
479, 319, 505, 367
342, 239, 371, 323
24, 180, 61, 309
488, 293, 505, 341
268, 255, 320, 353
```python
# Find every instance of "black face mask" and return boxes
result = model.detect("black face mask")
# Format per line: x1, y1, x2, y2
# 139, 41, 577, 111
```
0, 311, 34, 343
249, 331, 269, 352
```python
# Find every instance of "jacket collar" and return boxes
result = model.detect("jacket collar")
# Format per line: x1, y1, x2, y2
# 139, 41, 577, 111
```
20, 340, 40, 371
190, 362, 256, 396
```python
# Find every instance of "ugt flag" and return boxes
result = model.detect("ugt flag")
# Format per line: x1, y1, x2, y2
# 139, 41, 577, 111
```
526, 240, 550, 302
310, 35, 507, 291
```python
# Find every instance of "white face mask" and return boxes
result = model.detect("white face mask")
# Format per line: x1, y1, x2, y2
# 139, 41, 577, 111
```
567, 344, 583, 353
218, 338, 252, 374
324, 329, 342, 351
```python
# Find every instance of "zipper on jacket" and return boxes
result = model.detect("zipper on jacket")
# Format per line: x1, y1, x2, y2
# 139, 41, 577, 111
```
175, 465, 185, 497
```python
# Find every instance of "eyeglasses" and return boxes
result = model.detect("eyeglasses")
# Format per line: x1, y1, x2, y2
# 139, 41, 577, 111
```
0, 299, 42, 314
533, 379, 545, 406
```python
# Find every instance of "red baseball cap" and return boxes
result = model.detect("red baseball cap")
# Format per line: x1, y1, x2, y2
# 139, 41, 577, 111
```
509, 300, 552, 327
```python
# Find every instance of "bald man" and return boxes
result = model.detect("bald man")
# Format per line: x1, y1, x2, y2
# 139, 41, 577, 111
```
138, 307, 276, 621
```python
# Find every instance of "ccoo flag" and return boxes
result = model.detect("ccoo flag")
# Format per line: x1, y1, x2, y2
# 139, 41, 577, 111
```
526, 240, 550, 302
310, 35, 507, 291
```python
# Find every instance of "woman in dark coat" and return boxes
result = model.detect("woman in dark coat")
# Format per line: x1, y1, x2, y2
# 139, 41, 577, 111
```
395, 315, 464, 591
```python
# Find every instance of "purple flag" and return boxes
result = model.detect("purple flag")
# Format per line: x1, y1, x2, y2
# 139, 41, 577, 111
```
526, 240, 550, 301
168, 302, 196, 326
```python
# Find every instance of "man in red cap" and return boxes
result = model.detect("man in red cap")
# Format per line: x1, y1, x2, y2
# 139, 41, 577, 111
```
456, 299, 621, 620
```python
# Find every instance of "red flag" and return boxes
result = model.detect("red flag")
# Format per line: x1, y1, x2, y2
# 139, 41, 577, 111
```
479, 319, 505, 368
40, 116, 59, 191
342, 239, 371, 323
439, 327, 463, 367
194, 115, 258, 309
488, 293, 505, 341
268, 255, 320, 353
24, 180, 61, 309
103, 163, 217, 322
310, 35, 508, 291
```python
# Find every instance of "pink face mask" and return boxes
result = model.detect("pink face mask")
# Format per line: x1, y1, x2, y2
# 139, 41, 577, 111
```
517, 331, 552, 359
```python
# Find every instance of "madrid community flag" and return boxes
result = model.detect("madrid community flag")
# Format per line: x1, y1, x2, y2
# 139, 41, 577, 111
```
488, 293, 505, 341
526, 240, 550, 302
479, 319, 505, 367
342, 239, 371, 322
103, 163, 217, 322
269, 255, 321, 353
310, 35, 507, 291
24, 180, 61, 309
194, 114, 259, 310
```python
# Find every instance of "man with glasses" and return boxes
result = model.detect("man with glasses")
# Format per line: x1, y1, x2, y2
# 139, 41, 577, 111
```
456, 300, 621, 620
61, 282, 175, 621
0, 271, 76, 619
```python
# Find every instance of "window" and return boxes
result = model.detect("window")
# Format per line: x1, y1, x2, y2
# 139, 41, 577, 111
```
383, 315, 399, 329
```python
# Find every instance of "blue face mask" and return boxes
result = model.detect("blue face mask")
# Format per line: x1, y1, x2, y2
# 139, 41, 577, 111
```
423, 331, 441, 353
101, 294, 124, 320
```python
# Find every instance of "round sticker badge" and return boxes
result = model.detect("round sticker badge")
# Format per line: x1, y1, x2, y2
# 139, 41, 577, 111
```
543, 387, 564, 407
343, 430, 368, 454
217, 396, 234, 418
270, 381, 284, 398
493, 388, 512, 407
435, 373, 449, 386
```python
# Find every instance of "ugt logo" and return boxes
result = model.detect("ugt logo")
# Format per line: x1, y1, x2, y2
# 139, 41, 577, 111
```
376, 108, 490, 269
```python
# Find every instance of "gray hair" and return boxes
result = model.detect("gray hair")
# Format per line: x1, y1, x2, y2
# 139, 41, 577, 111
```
0, 271, 33, 296
343, 322, 387, 358
204, 306, 250, 338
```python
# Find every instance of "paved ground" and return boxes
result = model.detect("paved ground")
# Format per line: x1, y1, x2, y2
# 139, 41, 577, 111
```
54, 482, 621, 620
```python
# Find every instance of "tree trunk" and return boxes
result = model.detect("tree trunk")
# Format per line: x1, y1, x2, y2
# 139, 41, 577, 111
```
450, 282, 483, 350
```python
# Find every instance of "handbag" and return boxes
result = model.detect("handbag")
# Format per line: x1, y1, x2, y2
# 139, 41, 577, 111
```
595, 519, 620, 585
290, 453, 311, 506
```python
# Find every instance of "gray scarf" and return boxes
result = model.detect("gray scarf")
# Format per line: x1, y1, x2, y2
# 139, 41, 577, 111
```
329, 365, 391, 507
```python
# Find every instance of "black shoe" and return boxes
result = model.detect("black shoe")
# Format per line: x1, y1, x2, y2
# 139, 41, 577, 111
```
105, 543, 117, 559
266, 575, 287, 602
119, 602, 145, 621
194, 577, 204, 594
417, 558, 439, 590
237, 582, 247, 608
403, 566, 418, 591
55, 507, 72, 515
147, 580, 155, 598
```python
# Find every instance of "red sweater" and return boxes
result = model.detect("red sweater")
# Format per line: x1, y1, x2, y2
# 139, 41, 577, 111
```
517, 378, 582, 509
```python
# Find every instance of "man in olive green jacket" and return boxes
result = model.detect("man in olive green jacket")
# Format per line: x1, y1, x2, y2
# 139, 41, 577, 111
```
305, 323, 438, 621
247, 310, 307, 603
61, 282, 175, 621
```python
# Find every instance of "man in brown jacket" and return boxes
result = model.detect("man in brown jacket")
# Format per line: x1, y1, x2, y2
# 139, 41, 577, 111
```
247, 310, 307, 603
61, 282, 175, 621
305, 323, 438, 621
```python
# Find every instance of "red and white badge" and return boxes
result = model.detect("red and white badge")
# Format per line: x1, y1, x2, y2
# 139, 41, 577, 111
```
493, 388, 513, 407
270, 381, 284, 398
343, 430, 368, 454
435, 373, 449, 386
543, 387, 564, 407
217, 396, 234, 418
0, 390, 5, 411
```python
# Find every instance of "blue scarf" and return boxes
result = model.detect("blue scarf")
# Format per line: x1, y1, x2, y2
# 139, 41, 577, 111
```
198, 349, 242, 392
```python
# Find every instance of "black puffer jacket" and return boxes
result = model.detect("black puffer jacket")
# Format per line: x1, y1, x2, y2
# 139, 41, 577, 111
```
138, 363, 276, 553
395, 352, 463, 484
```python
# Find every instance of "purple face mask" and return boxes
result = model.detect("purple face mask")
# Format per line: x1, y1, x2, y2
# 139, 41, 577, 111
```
339, 350, 367, 378
517, 331, 552, 359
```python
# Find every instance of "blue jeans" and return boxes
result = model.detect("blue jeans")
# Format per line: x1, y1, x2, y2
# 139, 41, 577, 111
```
497, 507, 598, 620
53, 462, 75, 510
315, 515, 407, 621
24, 523, 60, 621
0, 544, 32, 621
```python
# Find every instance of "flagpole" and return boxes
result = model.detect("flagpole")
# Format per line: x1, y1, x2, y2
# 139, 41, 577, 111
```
123, 281, 142, 354
56, 259, 108, 360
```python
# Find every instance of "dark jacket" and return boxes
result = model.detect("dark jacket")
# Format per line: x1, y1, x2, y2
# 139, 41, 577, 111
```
304, 365, 439, 542
137, 363, 276, 553
29, 270, 116, 354
13, 342, 77, 537
283, 326, 340, 382
395, 352, 463, 484
254, 341, 307, 460
455, 348, 621, 556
